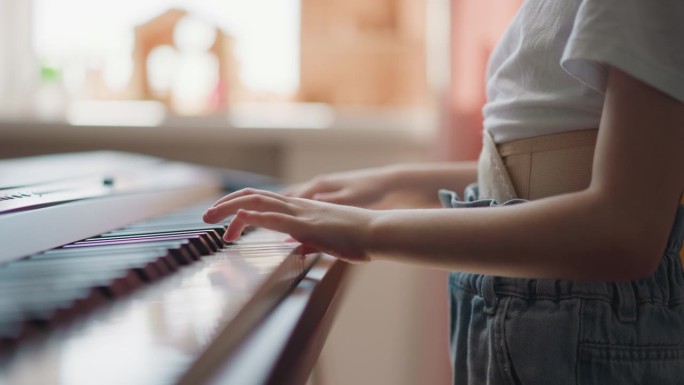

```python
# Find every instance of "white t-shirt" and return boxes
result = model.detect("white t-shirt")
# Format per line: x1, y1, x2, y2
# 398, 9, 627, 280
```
484, 0, 684, 143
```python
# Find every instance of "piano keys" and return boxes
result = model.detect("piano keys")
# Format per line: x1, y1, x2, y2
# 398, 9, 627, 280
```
0, 151, 348, 385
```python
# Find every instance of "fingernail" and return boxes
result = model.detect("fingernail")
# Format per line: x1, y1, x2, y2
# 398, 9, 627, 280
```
203, 211, 216, 223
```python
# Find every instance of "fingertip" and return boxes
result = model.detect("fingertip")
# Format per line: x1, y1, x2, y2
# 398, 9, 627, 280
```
202, 209, 219, 224
223, 212, 252, 242
222, 226, 242, 242
222, 234, 238, 243
236, 209, 261, 225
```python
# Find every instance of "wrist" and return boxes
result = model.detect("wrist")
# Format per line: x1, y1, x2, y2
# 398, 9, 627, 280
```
382, 164, 416, 191
364, 209, 396, 262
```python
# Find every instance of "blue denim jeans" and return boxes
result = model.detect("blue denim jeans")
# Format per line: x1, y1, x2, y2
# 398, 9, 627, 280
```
440, 187, 684, 385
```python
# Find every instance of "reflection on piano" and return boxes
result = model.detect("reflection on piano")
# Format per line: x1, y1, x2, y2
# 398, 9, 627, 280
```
0, 151, 348, 385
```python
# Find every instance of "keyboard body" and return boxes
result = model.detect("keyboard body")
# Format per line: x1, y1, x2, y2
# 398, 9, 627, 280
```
0, 151, 346, 385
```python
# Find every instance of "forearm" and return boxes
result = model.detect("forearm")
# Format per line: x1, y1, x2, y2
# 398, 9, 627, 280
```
367, 187, 672, 281
388, 161, 478, 196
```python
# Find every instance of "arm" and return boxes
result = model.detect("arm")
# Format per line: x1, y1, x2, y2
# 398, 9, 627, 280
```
284, 161, 478, 209
205, 67, 683, 282
374, 67, 683, 281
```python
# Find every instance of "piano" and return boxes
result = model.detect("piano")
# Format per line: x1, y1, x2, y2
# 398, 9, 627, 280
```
0, 151, 349, 385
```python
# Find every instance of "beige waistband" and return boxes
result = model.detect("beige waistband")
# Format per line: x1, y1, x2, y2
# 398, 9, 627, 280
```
478, 129, 598, 201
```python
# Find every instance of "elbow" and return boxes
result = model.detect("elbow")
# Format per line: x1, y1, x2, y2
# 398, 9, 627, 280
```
580, 183, 682, 282
582, 193, 672, 282
599, 235, 666, 283
608, 252, 660, 282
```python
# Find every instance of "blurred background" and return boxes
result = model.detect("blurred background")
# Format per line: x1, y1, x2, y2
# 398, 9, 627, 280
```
0, 0, 521, 383
13, 0, 429, 119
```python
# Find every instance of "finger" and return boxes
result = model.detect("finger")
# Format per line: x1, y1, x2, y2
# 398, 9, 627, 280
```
206, 195, 292, 224
226, 210, 305, 241
298, 243, 321, 255
209, 188, 287, 209
241, 212, 322, 256
204, 194, 294, 224
312, 190, 351, 205
210, 188, 287, 209
279, 180, 316, 197
294, 180, 340, 199
279, 183, 302, 197
222, 212, 252, 242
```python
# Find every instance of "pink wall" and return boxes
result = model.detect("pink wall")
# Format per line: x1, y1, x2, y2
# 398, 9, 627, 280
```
420, 3, 523, 383
437, 0, 523, 161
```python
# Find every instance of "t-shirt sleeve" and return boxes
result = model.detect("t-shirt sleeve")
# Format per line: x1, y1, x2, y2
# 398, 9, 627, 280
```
561, 0, 684, 103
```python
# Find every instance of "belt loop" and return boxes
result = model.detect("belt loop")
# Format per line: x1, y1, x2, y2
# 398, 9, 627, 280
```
481, 276, 499, 315
615, 282, 637, 323
535, 279, 557, 299
666, 205, 684, 254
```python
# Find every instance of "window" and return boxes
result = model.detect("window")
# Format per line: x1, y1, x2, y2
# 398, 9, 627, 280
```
1, 0, 435, 126
32, 0, 300, 116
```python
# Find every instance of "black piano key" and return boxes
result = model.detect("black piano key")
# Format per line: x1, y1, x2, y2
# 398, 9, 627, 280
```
25, 278, 130, 301
0, 319, 27, 341
84, 231, 223, 252
6, 253, 166, 282
35, 243, 192, 269
119, 218, 230, 230
33, 248, 175, 274
59, 239, 200, 264
100, 225, 225, 238
99, 227, 225, 246
0, 271, 139, 298
0, 258, 153, 292
0, 306, 69, 328
65, 234, 214, 256
0, 318, 49, 345
0, 200, 237, 343
0, 270, 154, 287
4, 253, 159, 272
0, 288, 93, 319
34, 247, 170, 261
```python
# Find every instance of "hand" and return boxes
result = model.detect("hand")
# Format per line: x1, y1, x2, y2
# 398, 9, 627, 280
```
281, 165, 447, 209
203, 188, 376, 263
281, 167, 397, 209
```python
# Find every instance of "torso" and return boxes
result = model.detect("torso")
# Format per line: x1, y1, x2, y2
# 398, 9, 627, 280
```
483, 0, 604, 143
